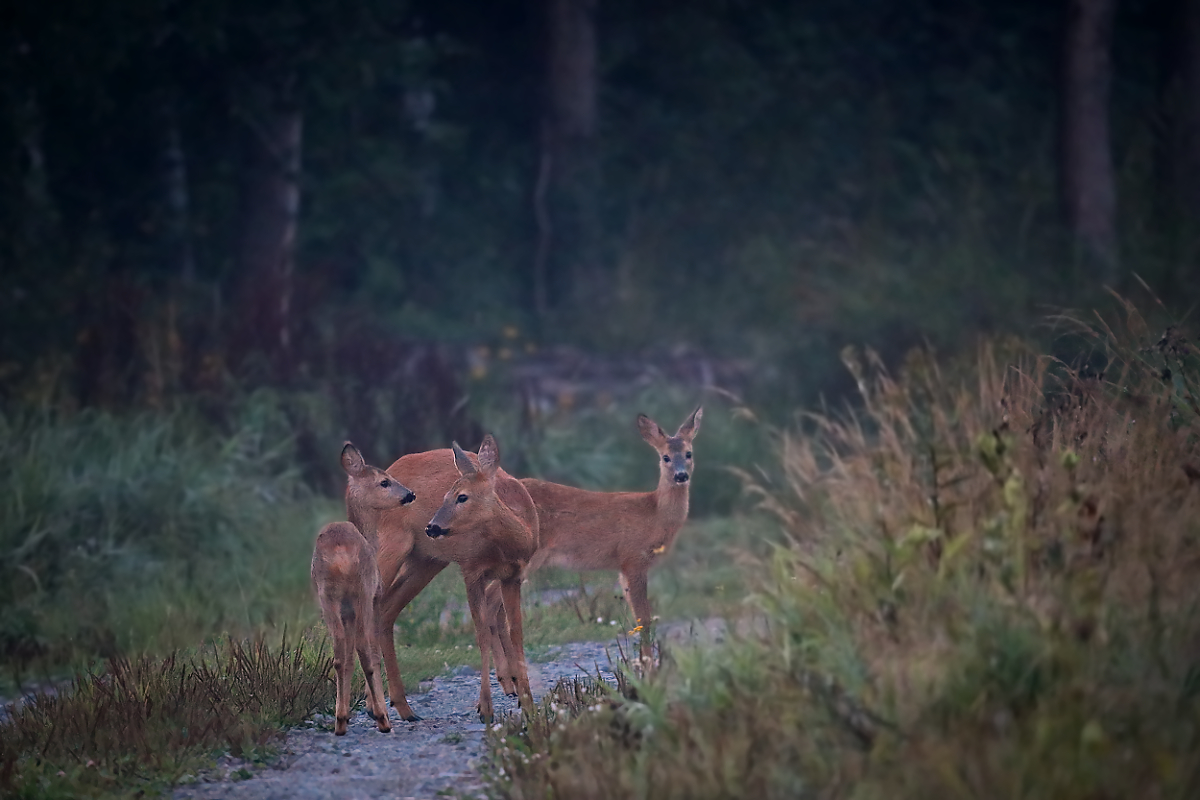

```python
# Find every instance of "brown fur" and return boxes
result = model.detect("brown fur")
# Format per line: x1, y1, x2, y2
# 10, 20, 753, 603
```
373, 409, 697, 713
311, 442, 415, 735
489, 407, 701, 683
425, 436, 538, 722
371, 444, 532, 721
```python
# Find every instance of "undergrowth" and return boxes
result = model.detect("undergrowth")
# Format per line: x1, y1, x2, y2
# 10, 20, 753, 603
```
0, 405, 325, 682
488, 297, 1200, 799
0, 633, 334, 799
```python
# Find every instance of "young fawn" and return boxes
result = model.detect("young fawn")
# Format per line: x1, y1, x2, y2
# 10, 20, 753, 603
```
489, 407, 702, 684
311, 442, 416, 735
425, 435, 538, 723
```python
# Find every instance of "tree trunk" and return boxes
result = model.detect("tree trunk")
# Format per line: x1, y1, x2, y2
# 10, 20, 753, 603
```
236, 74, 303, 375
1164, 0, 1200, 224
13, 88, 59, 252
160, 96, 196, 283
535, 0, 600, 316
1061, 0, 1119, 278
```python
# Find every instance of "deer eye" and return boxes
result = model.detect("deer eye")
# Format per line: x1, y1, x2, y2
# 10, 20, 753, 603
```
380, 479, 391, 488
685, 452, 692, 460
662, 455, 671, 463
457, 494, 468, 503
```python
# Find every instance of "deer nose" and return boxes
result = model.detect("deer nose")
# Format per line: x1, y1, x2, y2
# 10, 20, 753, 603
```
426, 523, 446, 538
402, 491, 417, 505
674, 472, 689, 483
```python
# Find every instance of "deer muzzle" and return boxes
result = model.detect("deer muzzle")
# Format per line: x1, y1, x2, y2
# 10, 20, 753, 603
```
425, 522, 448, 538
402, 491, 417, 505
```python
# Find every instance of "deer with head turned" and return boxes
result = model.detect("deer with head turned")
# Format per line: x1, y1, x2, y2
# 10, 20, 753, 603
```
311, 442, 416, 735
424, 435, 538, 723
486, 407, 702, 685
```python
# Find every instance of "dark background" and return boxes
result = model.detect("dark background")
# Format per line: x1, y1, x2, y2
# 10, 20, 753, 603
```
0, 0, 1195, 466
1, 0, 1198, 685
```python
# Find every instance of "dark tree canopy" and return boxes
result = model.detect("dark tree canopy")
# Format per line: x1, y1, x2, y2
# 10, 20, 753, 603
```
0, 0, 1187, 413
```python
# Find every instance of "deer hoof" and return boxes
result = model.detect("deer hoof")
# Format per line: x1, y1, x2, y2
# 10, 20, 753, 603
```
401, 712, 422, 722
334, 717, 349, 736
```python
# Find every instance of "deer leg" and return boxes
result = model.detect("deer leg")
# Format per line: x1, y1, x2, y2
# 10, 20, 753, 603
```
376, 558, 446, 721
486, 581, 518, 696
619, 566, 655, 663
358, 602, 391, 733
499, 577, 534, 711
465, 577, 495, 724
319, 600, 353, 736
332, 623, 352, 736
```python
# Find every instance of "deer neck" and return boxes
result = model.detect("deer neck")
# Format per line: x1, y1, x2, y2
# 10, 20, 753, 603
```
348, 506, 382, 552
484, 499, 530, 545
655, 474, 690, 529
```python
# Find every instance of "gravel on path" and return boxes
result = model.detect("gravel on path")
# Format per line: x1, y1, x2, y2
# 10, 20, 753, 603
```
171, 639, 623, 800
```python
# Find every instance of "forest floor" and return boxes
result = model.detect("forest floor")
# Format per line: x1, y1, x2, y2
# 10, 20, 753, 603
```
170, 619, 735, 800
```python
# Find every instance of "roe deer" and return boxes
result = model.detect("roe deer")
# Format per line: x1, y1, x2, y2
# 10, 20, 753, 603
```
489, 407, 702, 680
425, 435, 538, 723
369, 436, 536, 720
366, 439, 533, 721
311, 442, 416, 735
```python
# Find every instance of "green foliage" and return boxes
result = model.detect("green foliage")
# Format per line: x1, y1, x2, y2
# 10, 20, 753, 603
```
488, 301, 1200, 799
0, 633, 334, 798
0, 406, 322, 677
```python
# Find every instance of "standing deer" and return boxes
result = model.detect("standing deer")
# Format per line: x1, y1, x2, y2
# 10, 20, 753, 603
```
424, 435, 538, 722
488, 407, 702, 683
370, 408, 698, 718
311, 442, 416, 736
370, 434, 537, 721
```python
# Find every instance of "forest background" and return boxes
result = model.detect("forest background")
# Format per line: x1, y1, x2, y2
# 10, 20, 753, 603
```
1, 0, 1198, 772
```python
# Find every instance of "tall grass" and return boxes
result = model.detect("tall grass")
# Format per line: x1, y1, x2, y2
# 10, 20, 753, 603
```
489, 298, 1200, 799
0, 633, 334, 798
0, 406, 325, 680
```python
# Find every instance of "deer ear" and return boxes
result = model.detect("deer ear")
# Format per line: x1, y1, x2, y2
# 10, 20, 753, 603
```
637, 414, 668, 448
341, 442, 368, 476
451, 441, 476, 477
678, 406, 703, 440
477, 434, 500, 478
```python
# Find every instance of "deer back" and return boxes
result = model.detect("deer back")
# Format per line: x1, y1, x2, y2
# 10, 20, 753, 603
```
311, 521, 379, 599
376, 448, 521, 584
521, 479, 670, 571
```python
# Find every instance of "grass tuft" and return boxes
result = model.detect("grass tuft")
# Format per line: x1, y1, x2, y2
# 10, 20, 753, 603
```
0, 632, 333, 798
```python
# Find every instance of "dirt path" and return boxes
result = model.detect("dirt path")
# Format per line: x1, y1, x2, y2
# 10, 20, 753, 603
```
170, 617, 741, 800
171, 639, 621, 800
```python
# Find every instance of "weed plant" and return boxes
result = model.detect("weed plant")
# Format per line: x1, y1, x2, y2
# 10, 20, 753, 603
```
489, 297, 1200, 799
